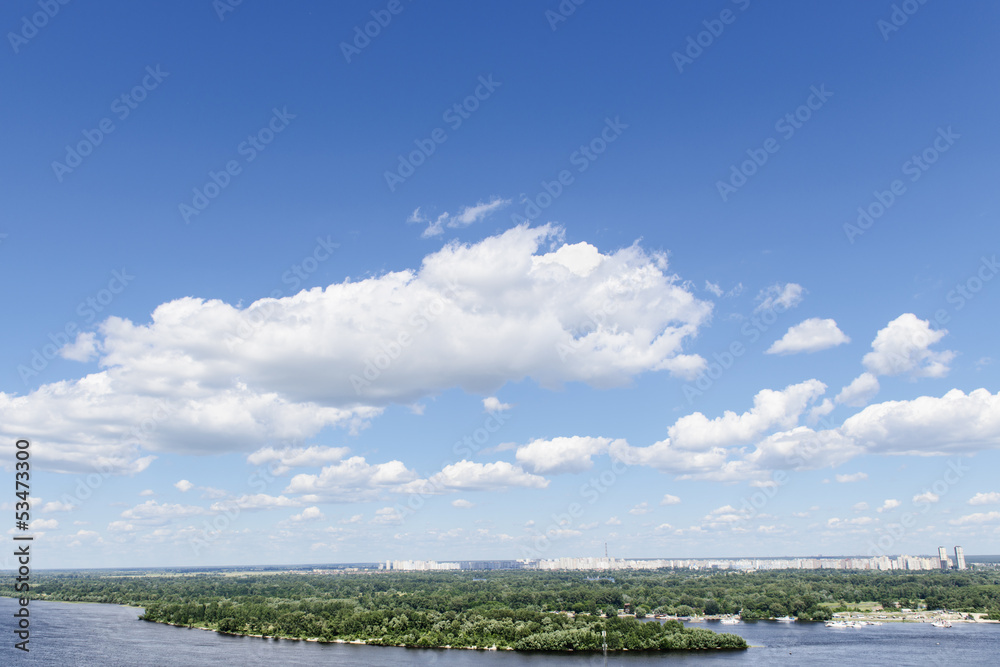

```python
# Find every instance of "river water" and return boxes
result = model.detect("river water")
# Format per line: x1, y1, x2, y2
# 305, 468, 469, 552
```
2, 598, 997, 666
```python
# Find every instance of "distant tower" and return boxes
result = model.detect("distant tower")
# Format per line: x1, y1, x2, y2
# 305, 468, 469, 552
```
938, 546, 949, 570
954, 546, 966, 570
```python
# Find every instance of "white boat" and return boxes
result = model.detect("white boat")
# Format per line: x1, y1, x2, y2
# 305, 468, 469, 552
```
825, 621, 848, 628
720, 617, 740, 625
932, 620, 952, 628
775, 616, 796, 622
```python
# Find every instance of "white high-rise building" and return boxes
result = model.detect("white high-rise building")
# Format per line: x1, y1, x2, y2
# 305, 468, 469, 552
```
938, 546, 949, 570
955, 546, 966, 570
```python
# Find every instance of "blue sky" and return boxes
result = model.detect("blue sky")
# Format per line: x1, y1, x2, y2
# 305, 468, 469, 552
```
2, 1, 999, 568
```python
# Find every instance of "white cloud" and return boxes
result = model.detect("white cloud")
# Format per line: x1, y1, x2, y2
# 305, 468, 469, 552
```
32, 518, 59, 530
969, 492, 1000, 505
290, 506, 325, 522
452, 499, 475, 508
408, 460, 549, 492
754, 283, 805, 313
836, 472, 868, 483
411, 197, 510, 238
766, 318, 850, 355
835, 373, 880, 407
139, 489, 155, 496
660, 494, 681, 505
704, 281, 723, 297
213, 494, 300, 511
59, 331, 99, 362
913, 492, 939, 504
373, 506, 404, 525
877, 499, 901, 513
339, 514, 363, 524
852, 502, 869, 511
284, 457, 418, 497
605, 516, 621, 525
41, 501, 76, 513
827, 516, 875, 528
515, 436, 621, 474
482, 396, 512, 413
120, 500, 207, 525
862, 313, 955, 378
611, 380, 828, 478
629, 502, 651, 515
950, 511, 1000, 526
0, 226, 714, 475
174, 480, 194, 493
247, 445, 351, 474
667, 380, 827, 450
807, 399, 835, 424
840, 388, 1000, 456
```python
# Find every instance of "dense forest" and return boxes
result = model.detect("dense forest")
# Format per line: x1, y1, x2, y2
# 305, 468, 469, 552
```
5, 568, 1000, 650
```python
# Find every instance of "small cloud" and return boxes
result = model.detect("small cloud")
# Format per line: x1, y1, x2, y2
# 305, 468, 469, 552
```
174, 480, 194, 493
877, 499, 901, 513
852, 502, 870, 512
339, 514, 363, 524
766, 318, 850, 355
792, 511, 810, 518
835, 373, 880, 408
755, 283, 805, 313
59, 331, 99, 362
969, 492, 1000, 506
605, 516, 622, 525
483, 396, 512, 413
452, 499, 475, 509
835, 472, 868, 483
411, 197, 510, 239
660, 494, 681, 506
704, 281, 723, 297
913, 492, 939, 504
629, 502, 651, 515
290, 506, 325, 522
976, 357, 993, 370
139, 489, 155, 497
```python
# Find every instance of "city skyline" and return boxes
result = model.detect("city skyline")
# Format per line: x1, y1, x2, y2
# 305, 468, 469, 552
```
2, 2, 1000, 570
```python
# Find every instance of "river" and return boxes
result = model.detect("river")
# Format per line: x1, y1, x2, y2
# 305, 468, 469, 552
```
2, 598, 997, 665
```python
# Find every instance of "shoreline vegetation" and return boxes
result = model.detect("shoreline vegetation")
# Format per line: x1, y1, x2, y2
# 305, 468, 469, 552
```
5, 568, 1000, 652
